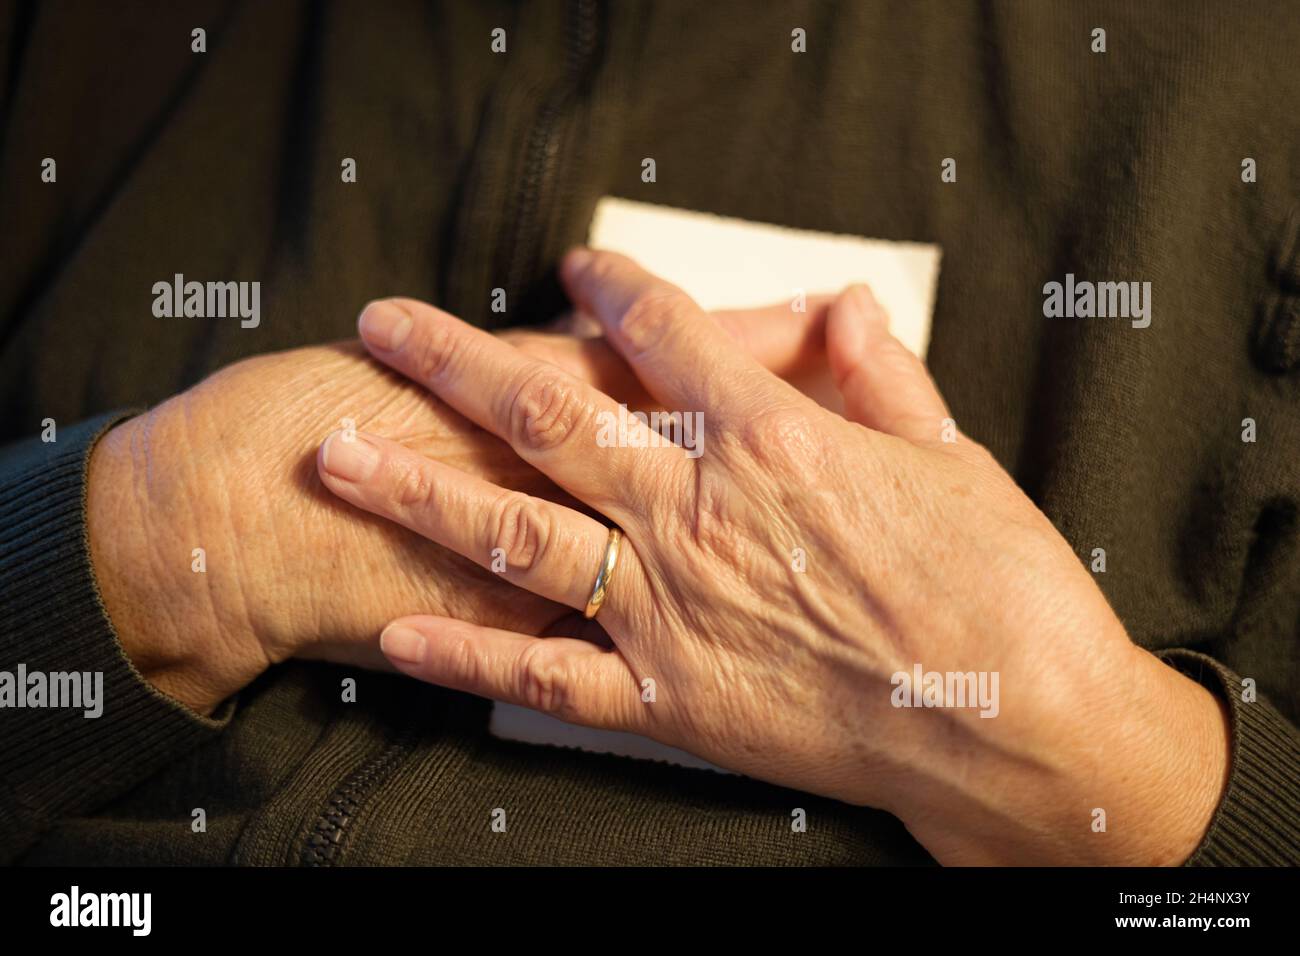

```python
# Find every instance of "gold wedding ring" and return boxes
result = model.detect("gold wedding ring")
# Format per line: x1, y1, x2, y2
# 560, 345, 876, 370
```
583, 527, 623, 620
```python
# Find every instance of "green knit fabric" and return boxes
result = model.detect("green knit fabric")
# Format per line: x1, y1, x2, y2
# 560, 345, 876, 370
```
1, 1, 1297, 865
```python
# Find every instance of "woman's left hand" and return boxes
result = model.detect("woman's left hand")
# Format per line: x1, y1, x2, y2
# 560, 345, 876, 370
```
316, 249, 1228, 865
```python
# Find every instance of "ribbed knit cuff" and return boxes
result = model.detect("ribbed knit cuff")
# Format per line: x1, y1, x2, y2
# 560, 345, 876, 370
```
1158, 648, 1300, 866
0, 412, 233, 863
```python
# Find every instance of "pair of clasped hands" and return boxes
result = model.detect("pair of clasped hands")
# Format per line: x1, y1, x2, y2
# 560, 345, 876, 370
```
88, 249, 1228, 864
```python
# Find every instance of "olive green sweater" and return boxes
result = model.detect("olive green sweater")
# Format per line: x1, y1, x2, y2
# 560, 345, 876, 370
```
1, 1, 1297, 865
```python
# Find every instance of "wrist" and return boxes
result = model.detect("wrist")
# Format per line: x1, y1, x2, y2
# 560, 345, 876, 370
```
87, 408, 268, 715
1099, 645, 1230, 864
892, 637, 1229, 865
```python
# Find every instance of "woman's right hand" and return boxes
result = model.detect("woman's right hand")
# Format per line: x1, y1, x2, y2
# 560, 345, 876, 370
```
330, 250, 1227, 866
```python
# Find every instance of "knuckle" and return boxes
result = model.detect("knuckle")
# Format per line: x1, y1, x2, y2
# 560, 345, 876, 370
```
389, 457, 438, 511
508, 366, 589, 453
618, 290, 689, 353
445, 630, 483, 688
487, 493, 552, 573
737, 406, 822, 469
516, 642, 573, 719
410, 317, 460, 385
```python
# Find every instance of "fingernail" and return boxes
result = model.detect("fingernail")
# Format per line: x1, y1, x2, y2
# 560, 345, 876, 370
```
381, 625, 426, 666
848, 284, 886, 327
358, 300, 412, 351
321, 431, 380, 483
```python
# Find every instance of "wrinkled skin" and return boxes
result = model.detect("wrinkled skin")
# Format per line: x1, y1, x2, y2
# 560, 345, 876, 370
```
87, 306, 828, 717
316, 250, 1230, 866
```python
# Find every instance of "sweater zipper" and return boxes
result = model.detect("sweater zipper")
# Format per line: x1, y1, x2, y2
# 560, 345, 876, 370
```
299, 729, 416, 866
499, 0, 599, 312
298, 4, 602, 867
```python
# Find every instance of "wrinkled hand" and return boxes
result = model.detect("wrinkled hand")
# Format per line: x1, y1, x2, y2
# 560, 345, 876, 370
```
87, 302, 827, 716
320, 250, 1229, 866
